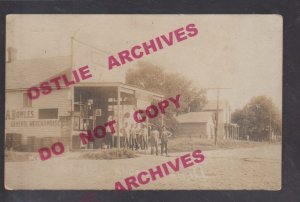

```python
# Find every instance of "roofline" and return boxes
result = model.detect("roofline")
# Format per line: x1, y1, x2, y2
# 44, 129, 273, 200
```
5, 86, 70, 92
6, 82, 164, 98
74, 82, 164, 98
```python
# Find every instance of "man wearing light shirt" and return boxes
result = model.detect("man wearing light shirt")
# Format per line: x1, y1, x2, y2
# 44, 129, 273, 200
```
160, 126, 173, 156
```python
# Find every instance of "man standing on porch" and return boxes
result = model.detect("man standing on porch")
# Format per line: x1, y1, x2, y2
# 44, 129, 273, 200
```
106, 115, 114, 149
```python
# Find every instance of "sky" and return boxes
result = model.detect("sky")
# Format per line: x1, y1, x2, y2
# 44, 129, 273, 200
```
6, 14, 282, 111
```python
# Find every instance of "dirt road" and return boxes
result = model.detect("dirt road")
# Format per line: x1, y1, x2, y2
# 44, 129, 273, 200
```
5, 145, 281, 190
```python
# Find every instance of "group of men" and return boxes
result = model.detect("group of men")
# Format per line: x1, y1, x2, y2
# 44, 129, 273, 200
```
121, 123, 173, 156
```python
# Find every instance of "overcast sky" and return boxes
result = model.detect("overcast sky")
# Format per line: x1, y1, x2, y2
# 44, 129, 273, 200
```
6, 15, 282, 110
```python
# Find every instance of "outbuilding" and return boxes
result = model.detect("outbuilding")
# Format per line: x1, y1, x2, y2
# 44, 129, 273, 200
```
176, 112, 215, 139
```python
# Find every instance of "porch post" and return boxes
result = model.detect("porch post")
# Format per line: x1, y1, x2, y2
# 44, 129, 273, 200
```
70, 86, 74, 151
117, 86, 121, 149
70, 37, 74, 151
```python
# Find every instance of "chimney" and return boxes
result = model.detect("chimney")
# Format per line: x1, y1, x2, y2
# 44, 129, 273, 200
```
7, 47, 17, 63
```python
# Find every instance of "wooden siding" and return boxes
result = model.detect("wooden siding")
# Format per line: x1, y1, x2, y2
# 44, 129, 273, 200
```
176, 123, 208, 138
5, 89, 71, 144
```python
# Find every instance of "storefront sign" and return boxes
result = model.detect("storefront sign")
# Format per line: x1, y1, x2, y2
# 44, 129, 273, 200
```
6, 109, 60, 127
5, 109, 35, 120
9, 120, 60, 127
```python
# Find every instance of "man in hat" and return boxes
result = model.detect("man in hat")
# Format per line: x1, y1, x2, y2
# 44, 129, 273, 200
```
160, 126, 173, 156
106, 115, 114, 149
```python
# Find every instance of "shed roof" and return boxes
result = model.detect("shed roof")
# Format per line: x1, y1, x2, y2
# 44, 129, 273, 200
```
176, 112, 214, 123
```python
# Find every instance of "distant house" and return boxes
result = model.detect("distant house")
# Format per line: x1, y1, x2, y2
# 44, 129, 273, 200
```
175, 100, 240, 140
176, 112, 215, 139
202, 100, 239, 140
201, 100, 230, 140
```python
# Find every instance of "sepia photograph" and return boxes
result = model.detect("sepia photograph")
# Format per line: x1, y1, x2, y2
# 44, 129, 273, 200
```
4, 14, 282, 190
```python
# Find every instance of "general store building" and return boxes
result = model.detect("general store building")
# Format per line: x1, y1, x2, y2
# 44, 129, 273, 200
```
5, 46, 164, 151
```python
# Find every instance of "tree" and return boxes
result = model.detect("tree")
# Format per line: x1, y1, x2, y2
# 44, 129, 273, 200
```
231, 95, 282, 141
126, 61, 207, 131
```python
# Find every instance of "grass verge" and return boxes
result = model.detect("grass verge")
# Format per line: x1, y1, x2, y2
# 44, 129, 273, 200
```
168, 136, 278, 153
78, 148, 138, 160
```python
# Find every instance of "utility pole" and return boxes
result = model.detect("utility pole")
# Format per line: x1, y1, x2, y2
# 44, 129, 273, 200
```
269, 112, 272, 143
204, 87, 231, 145
215, 88, 220, 145
161, 70, 166, 128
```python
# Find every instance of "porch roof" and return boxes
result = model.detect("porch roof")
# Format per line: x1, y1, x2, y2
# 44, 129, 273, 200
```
74, 82, 164, 99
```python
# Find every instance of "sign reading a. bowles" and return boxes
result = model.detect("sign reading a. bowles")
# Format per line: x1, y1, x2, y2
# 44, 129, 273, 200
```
5, 109, 60, 127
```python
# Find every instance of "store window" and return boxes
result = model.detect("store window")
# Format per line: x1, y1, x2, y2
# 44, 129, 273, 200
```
38, 108, 58, 119
23, 93, 32, 107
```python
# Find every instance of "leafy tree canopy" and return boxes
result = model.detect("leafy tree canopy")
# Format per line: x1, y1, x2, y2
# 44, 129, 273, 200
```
231, 95, 281, 141
126, 61, 207, 131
